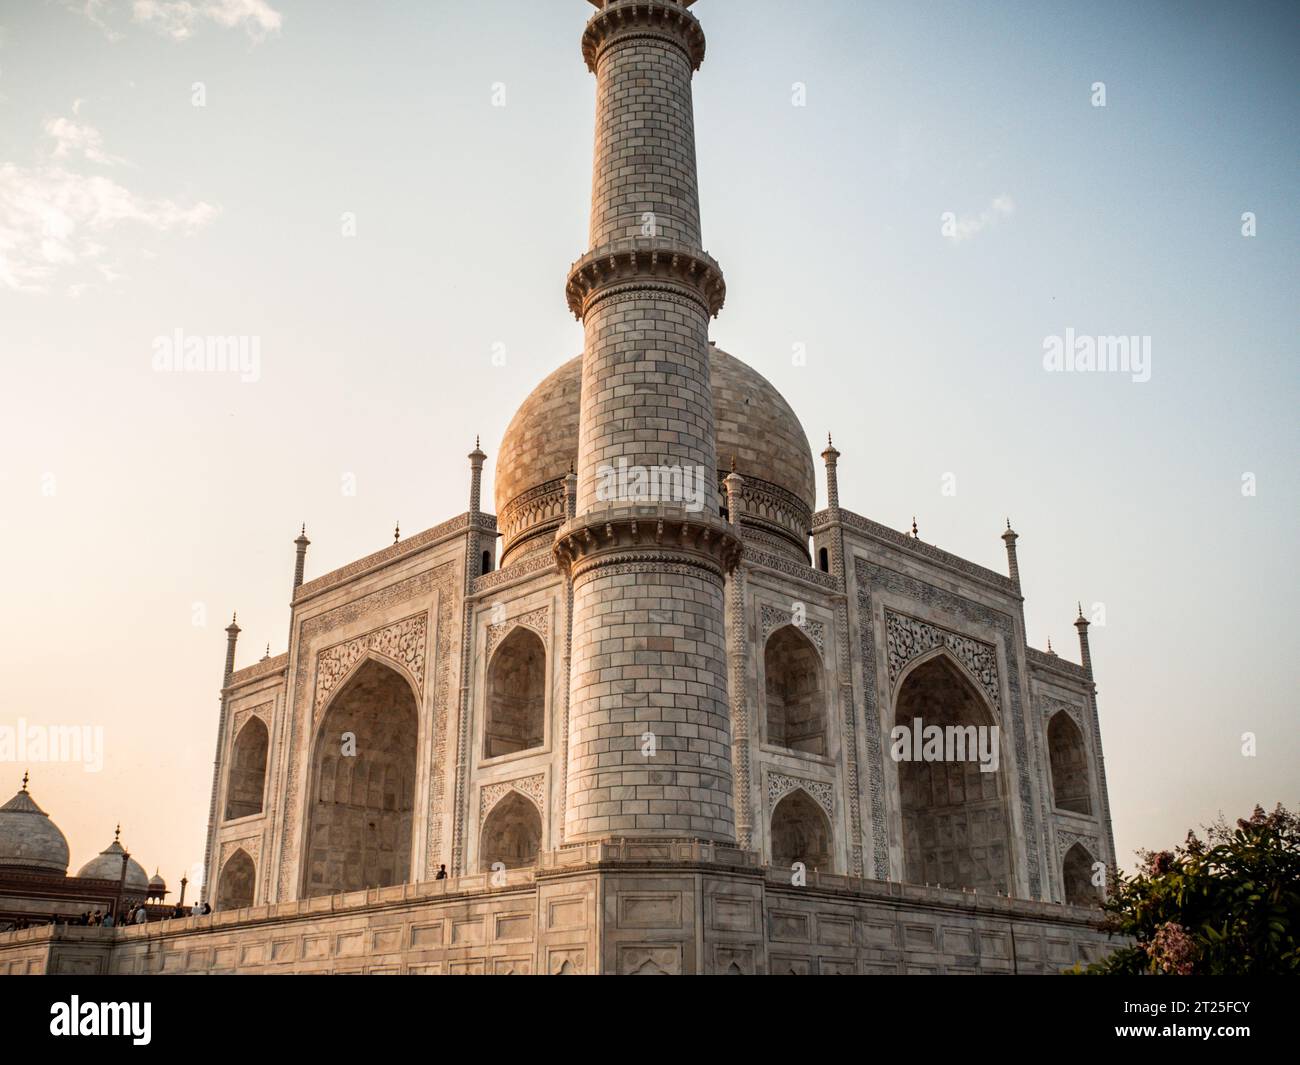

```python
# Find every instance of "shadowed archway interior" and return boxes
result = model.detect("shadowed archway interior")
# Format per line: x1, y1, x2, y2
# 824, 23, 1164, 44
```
225, 716, 268, 820
770, 789, 833, 873
1048, 711, 1091, 814
764, 625, 827, 755
895, 654, 1010, 894
216, 849, 255, 911
484, 628, 546, 758
1062, 842, 1100, 907
480, 791, 542, 871
303, 658, 418, 898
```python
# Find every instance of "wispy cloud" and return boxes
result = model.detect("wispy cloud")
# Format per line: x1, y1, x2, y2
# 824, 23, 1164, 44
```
67, 0, 283, 42
944, 194, 1015, 244
0, 109, 217, 293
43, 115, 128, 167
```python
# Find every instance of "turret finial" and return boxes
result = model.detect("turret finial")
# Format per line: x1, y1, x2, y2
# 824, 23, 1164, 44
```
394, 521, 400, 544
911, 516, 919, 538
114, 823, 121, 842
21, 770, 29, 792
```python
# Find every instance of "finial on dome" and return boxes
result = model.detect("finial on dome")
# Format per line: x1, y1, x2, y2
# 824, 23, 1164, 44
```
262, 643, 271, 661
114, 824, 121, 842
1046, 638, 1057, 656
394, 521, 400, 544
21, 770, 29, 792
911, 516, 919, 538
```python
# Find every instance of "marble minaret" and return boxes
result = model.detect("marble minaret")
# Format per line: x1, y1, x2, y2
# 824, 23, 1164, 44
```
557, 0, 740, 843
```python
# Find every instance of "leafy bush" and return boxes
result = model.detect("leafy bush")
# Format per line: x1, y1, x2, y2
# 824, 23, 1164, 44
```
1085, 803, 1299, 975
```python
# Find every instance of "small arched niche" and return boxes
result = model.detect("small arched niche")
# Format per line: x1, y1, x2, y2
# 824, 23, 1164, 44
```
1063, 842, 1101, 907
764, 625, 827, 755
480, 791, 542, 872
770, 789, 833, 873
216, 849, 255, 910
224, 716, 268, 820
1048, 711, 1091, 814
484, 627, 546, 758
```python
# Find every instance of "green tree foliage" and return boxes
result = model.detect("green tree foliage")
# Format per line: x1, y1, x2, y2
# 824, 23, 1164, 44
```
1085, 803, 1299, 974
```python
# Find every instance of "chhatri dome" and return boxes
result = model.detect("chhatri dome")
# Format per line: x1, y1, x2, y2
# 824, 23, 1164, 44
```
0, 773, 70, 875
77, 827, 149, 891
495, 346, 816, 566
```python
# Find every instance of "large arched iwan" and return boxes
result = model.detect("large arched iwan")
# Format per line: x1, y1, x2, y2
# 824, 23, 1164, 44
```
894, 653, 1010, 894
302, 657, 419, 898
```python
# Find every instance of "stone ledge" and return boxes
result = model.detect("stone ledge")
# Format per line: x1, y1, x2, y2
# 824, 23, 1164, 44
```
553, 507, 742, 578
1027, 646, 1091, 681
226, 653, 288, 689
292, 512, 496, 605
565, 240, 725, 319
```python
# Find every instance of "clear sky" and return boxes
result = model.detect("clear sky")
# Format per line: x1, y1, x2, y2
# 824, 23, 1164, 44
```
0, 0, 1295, 892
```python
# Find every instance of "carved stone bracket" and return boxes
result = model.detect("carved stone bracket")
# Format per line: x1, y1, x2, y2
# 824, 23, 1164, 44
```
553, 508, 741, 580
767, 772, 835, 818
565, 241, 725, 319
884, 610, 1000, 711
485, 608, 550, 661
760, 602, 826, 658
479, 774, 547, 827
312, 612, 428, 723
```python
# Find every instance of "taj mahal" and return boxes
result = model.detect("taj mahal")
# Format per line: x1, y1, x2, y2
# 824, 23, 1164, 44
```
0, 0, 1120, 975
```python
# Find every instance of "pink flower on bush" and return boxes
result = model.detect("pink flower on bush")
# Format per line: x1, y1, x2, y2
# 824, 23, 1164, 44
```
1143, 850, 1175, 876
1145, 921, 1197, 975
